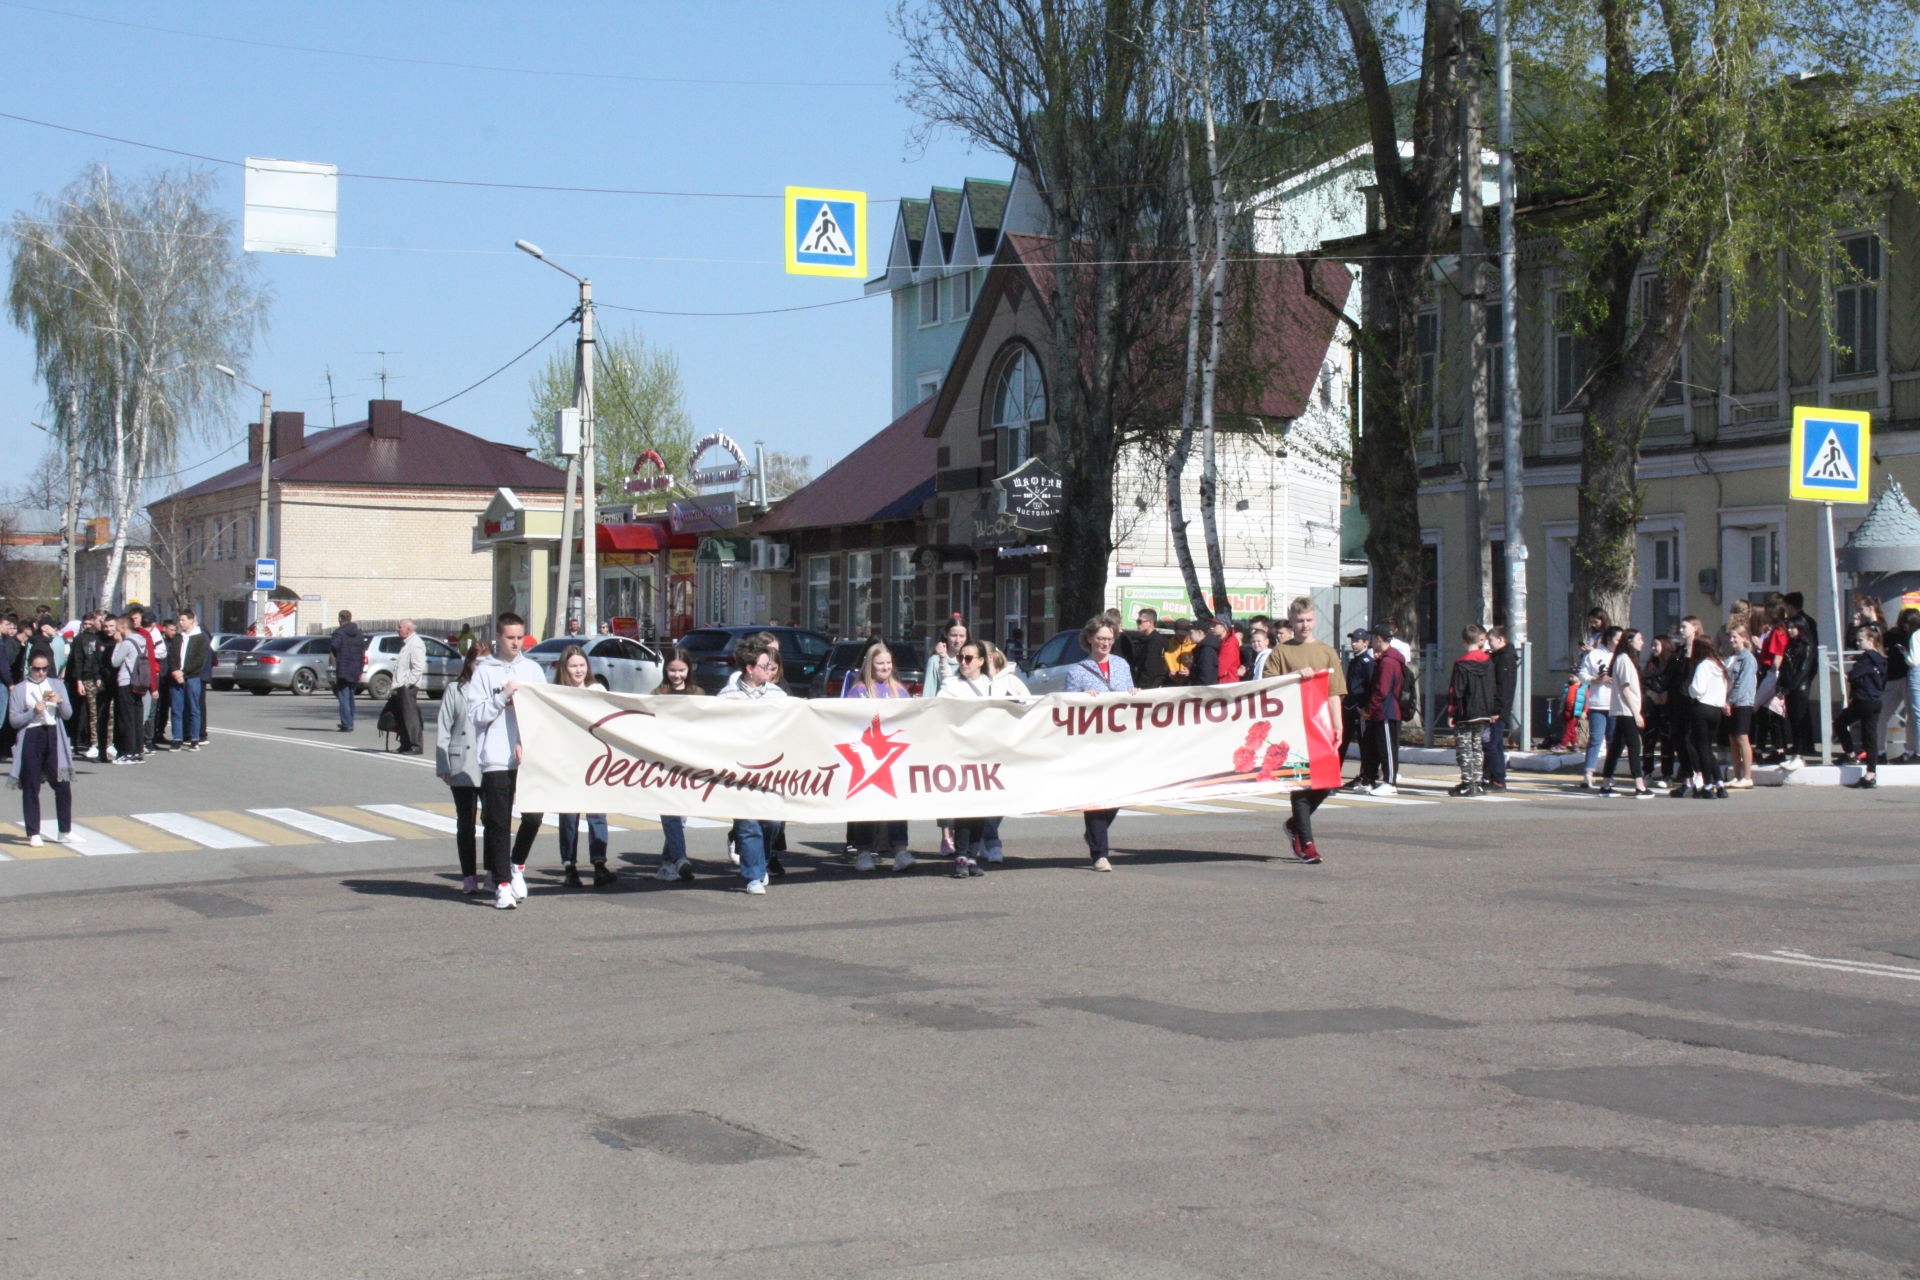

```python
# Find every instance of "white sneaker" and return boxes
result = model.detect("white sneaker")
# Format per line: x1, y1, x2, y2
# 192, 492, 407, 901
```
982, 848, 1004, 864
83, 746, 99, 761
493, 884, 516, 910
1091, 855, 1113, 872
654, 859, 678, 881
1780, 754, 1804, 772
892, 850, 915, 872
744, 877, 767, 895
854, 851, 876, 871
53, 830, 75, 844
26, 833, 42, 848
728, 840, 741, 867
1369, 783, 1399, 796
509, 865, 528, 901
104, 747, 116, 760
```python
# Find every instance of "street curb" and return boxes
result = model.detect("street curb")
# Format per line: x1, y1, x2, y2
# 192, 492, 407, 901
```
1397, 746, 1585, 773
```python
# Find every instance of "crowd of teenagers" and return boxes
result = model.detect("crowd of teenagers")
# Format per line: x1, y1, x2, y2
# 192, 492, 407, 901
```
2, 605, 215, 847
1545, 591, 1919, 798
434, 600, 1357, 908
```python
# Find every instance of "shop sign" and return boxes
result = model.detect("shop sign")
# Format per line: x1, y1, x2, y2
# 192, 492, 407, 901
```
993, 457, 1064, 533
600, 551, 655, 568
1118, 582, 1272, 620
623, 449, 675, 495
687, 432, 747, 494
669, 550, 697, 576
670, 496, 737, 534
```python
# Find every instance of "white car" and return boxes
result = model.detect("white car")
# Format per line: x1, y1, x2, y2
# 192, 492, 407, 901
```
527, 634, 664, 694
1020, 629, 1090, 695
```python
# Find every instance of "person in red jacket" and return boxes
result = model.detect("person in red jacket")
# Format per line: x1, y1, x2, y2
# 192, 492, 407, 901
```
1216, 612, 1243, 684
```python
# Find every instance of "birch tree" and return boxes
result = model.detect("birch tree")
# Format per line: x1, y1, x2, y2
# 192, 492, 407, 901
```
7, 165, 268, 612
527, 326, 696, 508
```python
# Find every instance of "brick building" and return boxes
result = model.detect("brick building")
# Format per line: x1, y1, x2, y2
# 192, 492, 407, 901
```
148, 399, 567, 633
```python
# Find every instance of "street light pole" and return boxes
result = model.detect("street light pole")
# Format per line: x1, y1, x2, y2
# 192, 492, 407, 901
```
1495, 0, 1530, 745
216, 365, 272, 630
517, 240, 597, 634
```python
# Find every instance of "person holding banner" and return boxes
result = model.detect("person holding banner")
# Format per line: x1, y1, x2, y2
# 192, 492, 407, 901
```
471, 613, 547, 910
719, 635, 786, 895
436, 640, 489, 895
653, 650, 704, 882
846, 641, 912, 872
551, 646, 616, 887
1064, 616, 1134, 872
938, 639, 1027, 876
1260, 597, 1347, 865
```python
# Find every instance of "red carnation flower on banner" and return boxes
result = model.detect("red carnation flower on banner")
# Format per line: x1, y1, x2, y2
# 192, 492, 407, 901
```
1246, 720, 1272, 746
1233, 744, 1257, 773
1232, 720, 1273, 774
1258, 742, 1288, 782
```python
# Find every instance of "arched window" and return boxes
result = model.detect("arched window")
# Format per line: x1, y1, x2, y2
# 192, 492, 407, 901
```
990, 346, 1046, 469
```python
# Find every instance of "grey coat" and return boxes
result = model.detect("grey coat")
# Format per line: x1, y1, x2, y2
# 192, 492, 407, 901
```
8, 677, 74, 787
435, 680, 482, 789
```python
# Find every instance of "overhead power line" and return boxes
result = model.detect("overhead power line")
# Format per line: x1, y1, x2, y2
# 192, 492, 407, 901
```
0, 1, 896, 89
415, 315, 575, 414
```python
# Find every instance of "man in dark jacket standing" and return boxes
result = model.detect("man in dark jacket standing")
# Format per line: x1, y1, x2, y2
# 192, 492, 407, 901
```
1190, 615, 1224, 686
1120, 607, 1169, 691
1342, 629, 1373, 778
329, 610, 369, 733
1485, 625, 1519, 791
1447, 625, 1499, 796
173, 610, 211, 752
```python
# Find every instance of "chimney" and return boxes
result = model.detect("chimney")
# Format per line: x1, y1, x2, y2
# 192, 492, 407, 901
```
271, 410, 305, 459
248, 421, 263, 463
87, 516, 109, 548
369, 399, 403, 439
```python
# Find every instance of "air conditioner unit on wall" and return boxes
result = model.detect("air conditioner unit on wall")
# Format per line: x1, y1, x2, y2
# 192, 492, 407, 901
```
749, 538, 791, 571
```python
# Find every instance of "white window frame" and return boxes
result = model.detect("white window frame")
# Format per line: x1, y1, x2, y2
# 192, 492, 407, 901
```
805, 555, 832, 635
1551, 288, 1590, 415
915, 372, 942, 403
1633, 275, 1687, 407
1415, 308, 1439, 445
1831, 230, 1882, 380
918, 278, 940, 327
1719, 505, 1785, 606
845, 550, 877, 637
888, 548, 916, 638
950, 270, 972, 319
991, 346, 1046, 471
1633, 515, 1685, 639
998, 575, 1028, 655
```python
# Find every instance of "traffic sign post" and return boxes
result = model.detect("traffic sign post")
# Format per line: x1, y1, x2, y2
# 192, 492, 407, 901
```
1790, 406, 1872, 769
784, 187, 866, 278
254, 558, 278, 592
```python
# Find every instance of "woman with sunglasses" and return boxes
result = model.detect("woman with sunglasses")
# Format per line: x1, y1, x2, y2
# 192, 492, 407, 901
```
936, 639, 1029, 875
10, 650, 76, 847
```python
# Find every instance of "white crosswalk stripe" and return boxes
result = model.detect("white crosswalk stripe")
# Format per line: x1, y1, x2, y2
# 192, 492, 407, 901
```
359, 803, 462, 834
251, 808, 389, 843
130, 812, 262, 849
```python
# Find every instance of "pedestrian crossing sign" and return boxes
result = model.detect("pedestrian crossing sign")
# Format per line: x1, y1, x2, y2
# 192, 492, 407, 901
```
1790, 406, 1871, 502
784, 186, 866, 278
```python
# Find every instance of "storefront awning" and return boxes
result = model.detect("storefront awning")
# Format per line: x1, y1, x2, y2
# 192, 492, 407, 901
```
587, 522, 698, 553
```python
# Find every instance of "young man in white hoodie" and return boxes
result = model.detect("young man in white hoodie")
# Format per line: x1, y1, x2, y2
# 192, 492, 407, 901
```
718, 634, 786, 895
469, 612, 548, 910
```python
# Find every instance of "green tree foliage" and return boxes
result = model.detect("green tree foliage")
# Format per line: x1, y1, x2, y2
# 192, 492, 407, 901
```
1518, 0, 1920, 626
526, 326, 696, 509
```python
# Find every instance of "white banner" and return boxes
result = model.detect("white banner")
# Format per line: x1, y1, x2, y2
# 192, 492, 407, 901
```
512, 671, 1340, 821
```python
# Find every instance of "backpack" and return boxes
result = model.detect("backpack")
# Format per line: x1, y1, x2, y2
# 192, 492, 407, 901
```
1889, 630, 1911, 681
124, 634, 151, 691
1398, 659, 1418, 721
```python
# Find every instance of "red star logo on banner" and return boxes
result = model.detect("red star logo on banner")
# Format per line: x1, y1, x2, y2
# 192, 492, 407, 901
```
834, 716, 911, 798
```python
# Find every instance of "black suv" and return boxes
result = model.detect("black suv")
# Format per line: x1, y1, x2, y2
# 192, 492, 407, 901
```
675, 625, 834, 695
807, 638, 928, 697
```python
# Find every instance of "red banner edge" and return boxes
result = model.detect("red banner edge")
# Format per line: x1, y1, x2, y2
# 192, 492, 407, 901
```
1300, 668, 1343, 790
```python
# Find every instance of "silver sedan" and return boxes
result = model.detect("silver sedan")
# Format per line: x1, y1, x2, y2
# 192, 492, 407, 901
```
234, 635, 335, 695
527, 635, 664, 693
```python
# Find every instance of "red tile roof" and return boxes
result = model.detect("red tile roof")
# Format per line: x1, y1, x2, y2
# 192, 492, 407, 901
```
158, 403, 568, 503
749, 398, 938, 534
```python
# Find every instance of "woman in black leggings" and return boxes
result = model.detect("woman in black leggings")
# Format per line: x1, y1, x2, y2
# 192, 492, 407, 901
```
1599, 630, 1654, 798
1683, 637, 1732, 799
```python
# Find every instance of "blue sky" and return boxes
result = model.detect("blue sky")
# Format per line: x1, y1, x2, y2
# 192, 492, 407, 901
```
0, 0, 997, 501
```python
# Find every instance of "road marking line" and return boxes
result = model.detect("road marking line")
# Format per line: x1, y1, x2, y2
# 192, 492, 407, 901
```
0, 827, 76, 858
55, 822, 139, 855
310, 805, 436, 839
191, 810, 313, 846
79, 815, 198, 852
250, 808, 389, 844
1732, 952, 1920, 983
1331, 792, 1431, 805
1773, 949, 1920, 977
360, 803, 461, 834
131, 812, 264, 850
1125, 800, 1244, 814
208, 726, 437, 768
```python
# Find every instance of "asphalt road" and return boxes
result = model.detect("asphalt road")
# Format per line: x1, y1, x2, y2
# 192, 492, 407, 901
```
2, 688, 1919, 1278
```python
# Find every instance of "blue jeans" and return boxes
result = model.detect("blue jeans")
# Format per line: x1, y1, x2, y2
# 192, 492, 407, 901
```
731, 819, 774, 884
171, 677, 203, 742
335, 680, 356, 730
1907, 671, 1920, 757
660, 815, 686, 862
557, 813, 608, 865
1483, 716, 1508, 784
980, 817, 1003, 858
1583, 709, 1613, 774
849, 820, 908, 851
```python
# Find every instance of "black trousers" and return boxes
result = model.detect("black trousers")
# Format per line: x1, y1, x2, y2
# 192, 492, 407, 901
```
480, 769, 544, 884
1667, 695, 1696, 779
396, 685, 422, 752
1600, 715, 1643, 784
149, 683, 168, 743
1835, 699, 1882, 759
450, 784, 479, 877
17, 723, 70, 835
94, 682, 115, 754
1786, 688, 1815, 756
1290, 787, 1331, 842
67, 688, 89, 750
1362, 720, 1398, 784
114, 687, 144, 758
1689, 705, 1725, 786
1082, 809, 1117, 859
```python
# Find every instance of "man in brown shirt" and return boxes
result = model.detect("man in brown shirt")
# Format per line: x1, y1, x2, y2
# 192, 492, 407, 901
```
1260, 596, 1348, 864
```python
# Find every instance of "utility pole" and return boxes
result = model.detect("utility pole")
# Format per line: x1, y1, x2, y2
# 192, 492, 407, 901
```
578, 276, 598, 634
517, 241, 599, 636
1495, 0, 1531, 744
63, 388, 80, 619
1458, 20, 1492, 627
216, 365, 272, 630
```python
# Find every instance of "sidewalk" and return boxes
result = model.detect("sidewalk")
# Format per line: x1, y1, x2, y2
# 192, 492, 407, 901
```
1395, 744, 1920, 787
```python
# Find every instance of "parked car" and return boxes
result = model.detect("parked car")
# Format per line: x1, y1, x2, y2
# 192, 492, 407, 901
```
526, 634, 664, 693
357, 632, 464, 700
234, 635, 335, 695
1020, 629, 1091, 696
675, 625, 833, 695
807, 638, 927, 697
209, 635, 263, 690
